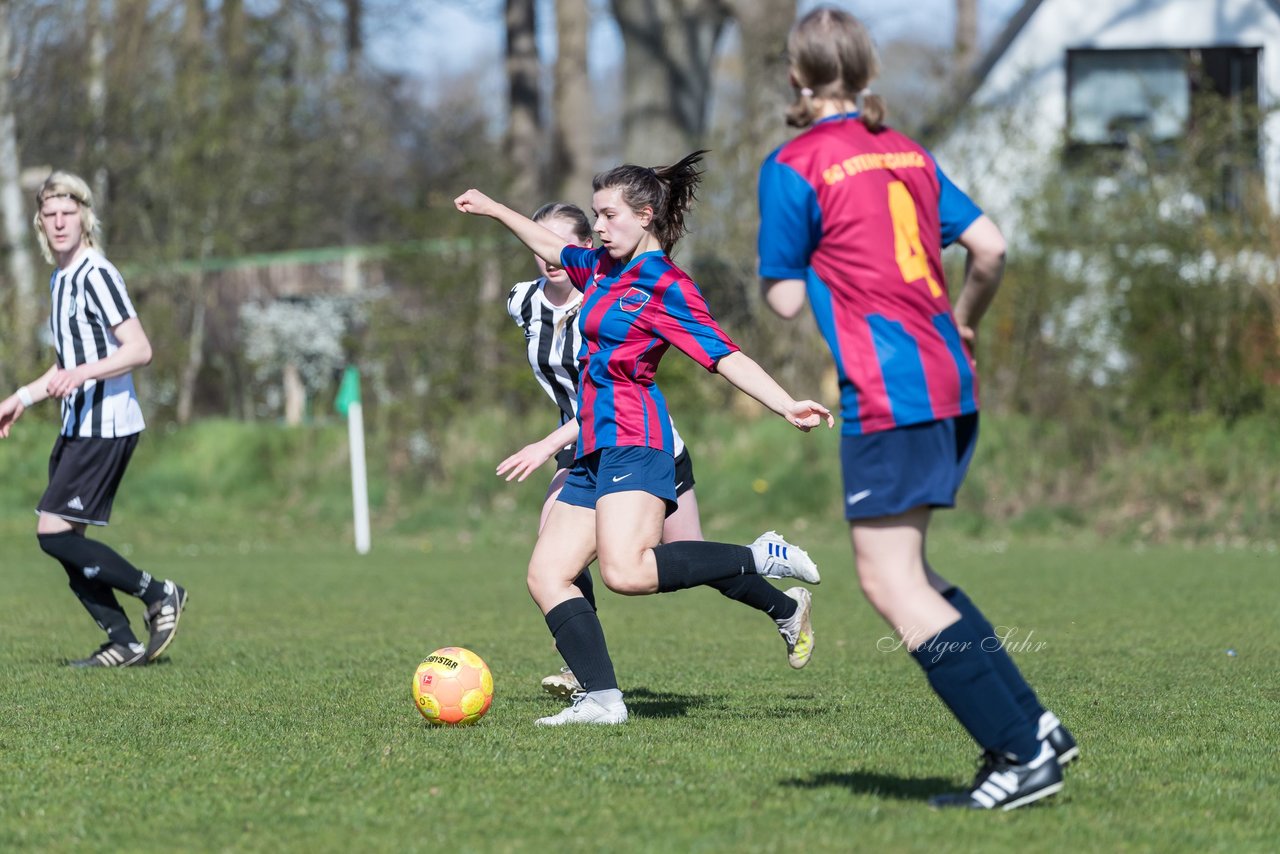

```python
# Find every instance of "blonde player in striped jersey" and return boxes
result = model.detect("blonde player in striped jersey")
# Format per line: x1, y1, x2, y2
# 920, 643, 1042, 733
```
0, 171, 187, 668
496, 202, 816, 701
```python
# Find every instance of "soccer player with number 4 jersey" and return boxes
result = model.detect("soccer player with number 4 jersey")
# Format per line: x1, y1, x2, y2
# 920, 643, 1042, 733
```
0, 171, 187, 668
757, 7, 1076, 810
457, 152, 832, 726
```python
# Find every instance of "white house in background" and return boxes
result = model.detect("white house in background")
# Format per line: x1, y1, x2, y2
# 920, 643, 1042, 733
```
932, 0, 1280, 227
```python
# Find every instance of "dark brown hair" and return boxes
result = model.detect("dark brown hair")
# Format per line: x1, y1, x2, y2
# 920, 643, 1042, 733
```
785, 6, 886, 133
592, 150, 707, 254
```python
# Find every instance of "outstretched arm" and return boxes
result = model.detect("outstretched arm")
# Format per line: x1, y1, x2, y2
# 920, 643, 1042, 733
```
715, 351, 833, 432
455, 189, 569, 268
496, 418, 581, 482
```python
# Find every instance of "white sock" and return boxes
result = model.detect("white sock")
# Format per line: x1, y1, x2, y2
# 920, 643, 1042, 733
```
589, 688, 624, 706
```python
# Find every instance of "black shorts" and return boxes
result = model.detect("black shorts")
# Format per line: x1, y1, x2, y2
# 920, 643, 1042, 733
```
672, 447, 695, 497
37, 433, 140, 526
555, 445, 696, 498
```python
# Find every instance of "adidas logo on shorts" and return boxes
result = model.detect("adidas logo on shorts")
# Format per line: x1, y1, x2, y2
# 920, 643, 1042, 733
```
67, 496, 85, 511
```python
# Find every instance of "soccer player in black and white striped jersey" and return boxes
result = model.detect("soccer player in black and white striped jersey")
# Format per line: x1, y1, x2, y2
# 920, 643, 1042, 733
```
0, 171, 187, 668
496, 202, 817, 701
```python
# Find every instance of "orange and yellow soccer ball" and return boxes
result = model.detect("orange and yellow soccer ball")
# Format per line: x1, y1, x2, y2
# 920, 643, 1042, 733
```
412, 647, 494, 726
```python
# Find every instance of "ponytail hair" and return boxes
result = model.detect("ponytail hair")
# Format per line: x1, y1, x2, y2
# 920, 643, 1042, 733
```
785, 6, 886, 133
859, 91, 887, 134
593, 150, 707, 254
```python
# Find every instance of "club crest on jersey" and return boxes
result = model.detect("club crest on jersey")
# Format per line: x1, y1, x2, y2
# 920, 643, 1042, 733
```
620, 288, 650, 313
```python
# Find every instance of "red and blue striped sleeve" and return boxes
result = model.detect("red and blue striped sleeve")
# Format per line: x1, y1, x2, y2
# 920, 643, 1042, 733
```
560, 245, 606, 292
650, 273, 739, 371
932, 158, 983, 247
757, 148, 823, 280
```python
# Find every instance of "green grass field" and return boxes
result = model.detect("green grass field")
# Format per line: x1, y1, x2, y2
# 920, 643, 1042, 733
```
1, 523, 1277, 852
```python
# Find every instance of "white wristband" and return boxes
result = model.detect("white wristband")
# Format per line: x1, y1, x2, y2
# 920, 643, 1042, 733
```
15, 386, 34, 408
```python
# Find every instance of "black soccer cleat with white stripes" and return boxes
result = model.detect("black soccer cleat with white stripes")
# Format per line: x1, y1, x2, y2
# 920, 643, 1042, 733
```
1039, 710, 1080, 766
143, 580, 188, 663
69, 640, 147, 668
929, 741, 1063, 811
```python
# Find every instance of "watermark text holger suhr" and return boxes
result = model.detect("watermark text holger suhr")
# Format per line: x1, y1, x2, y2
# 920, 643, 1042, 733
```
878, 626, 1048, 663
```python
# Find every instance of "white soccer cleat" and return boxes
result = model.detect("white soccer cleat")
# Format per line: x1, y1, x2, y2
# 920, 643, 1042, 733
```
776, 587, 815, 669
540, 667, 583, 699
534, 692, 629, 726
750, 531, 820, 584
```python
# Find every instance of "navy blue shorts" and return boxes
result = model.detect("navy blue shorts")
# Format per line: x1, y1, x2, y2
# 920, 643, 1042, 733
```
558, 446, 678, 517
840, 413, 978, 520
556, 446, 696, 498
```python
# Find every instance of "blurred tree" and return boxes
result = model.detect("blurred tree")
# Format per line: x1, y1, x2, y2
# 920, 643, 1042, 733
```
552, 0, 592, 205
240, 296, 362, 425
955, 0, 978, 74
0, 0, 36, 382
173, 0, 212, 425
87, 0, 107, 216
338, 0, 364, 245
343, 0, 362, 72
725, 0, 795, 158
611, 0, 730, 164
505, 0, 542, 211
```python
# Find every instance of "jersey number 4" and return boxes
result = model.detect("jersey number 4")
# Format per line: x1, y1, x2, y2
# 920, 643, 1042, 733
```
888, 181, 942, 298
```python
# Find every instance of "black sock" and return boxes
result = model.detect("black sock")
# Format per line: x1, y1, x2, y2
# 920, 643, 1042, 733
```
910, 618, 1039, 762
571, 568, 597, 612
58, 560, 138, 645
38, 532, 166, 604
944, 587, 1046, 725
653, 541, 753, 592
707, 574, 797, 621
544, 598, 617, 692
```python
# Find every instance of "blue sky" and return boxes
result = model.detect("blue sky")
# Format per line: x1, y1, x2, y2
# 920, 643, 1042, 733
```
372, 0, 1026, 102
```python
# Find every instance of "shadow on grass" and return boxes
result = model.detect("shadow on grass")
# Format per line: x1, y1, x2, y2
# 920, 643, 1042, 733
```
624, 687, 713, 719
43, 653, 175, 668
782, 769, 956, 802
625, 689, 823, 720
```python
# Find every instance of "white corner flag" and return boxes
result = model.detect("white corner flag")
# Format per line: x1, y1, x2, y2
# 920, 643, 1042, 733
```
335, 366, 371, 555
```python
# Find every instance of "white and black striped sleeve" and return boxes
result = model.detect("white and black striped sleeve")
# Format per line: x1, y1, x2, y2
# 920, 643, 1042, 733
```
85, 263, 136, 328
507, 280, 538, 329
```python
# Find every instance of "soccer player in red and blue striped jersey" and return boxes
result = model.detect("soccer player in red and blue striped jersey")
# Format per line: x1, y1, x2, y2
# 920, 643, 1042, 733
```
759, 120, 981, 435
559, 235, 737, 457
457, 152, 833, 726
757, 7, 1074, 811
498, 203, 821, 701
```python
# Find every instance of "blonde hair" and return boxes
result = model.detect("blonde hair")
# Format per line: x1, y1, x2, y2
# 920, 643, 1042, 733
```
32, 171, 101, 264
785, 6, 886, 133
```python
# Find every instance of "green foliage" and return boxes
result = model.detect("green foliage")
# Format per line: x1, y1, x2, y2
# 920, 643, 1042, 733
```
996, 93, 1279, 428
5, 409, 1277, 547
